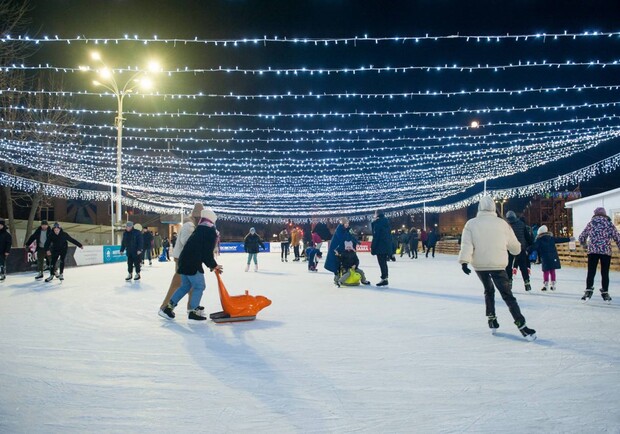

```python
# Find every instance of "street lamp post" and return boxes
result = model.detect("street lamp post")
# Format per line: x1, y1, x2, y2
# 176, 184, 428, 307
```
80, 52, 158, 231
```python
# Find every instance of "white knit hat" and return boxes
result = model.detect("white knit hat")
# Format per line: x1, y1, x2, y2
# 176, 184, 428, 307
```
201, 208, 217, 223
537, 225, 548, 235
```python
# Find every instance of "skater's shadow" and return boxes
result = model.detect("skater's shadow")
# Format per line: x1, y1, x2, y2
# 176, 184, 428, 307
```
355, 285, 482, 305
492, 332, 533, 343
164, 319, 339, 432
7, 281, 60, 294
252, 271, 287, 276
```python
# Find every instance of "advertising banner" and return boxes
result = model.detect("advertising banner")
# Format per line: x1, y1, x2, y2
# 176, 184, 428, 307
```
5, 247, 77, 274
103, 245, 126, 263
74, 246, 104, 266
219, 242, 245, 253
356, 241, 372, 253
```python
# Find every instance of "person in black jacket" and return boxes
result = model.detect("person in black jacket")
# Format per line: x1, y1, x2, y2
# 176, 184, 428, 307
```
244, 227, 265, 272
408, 227, 419, 259
426, 229, 439, 258
141, 227, 153, 266
505, 211, 534, 291
25, 220, 52, 279
0, 218, 12, 280
44, 222, 83, 282
398, 230, 410, 257
119, 221, 143, 281
159, 208, 222, 321
371, 209, 392, 287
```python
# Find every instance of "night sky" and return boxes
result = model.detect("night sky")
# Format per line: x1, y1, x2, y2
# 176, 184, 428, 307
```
4, 0, 620, 217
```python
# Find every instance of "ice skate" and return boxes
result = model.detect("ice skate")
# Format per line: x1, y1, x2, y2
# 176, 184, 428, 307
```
0, 274, 5, 281
245, 264, 249, 272
187, 306, 207, 317
58, 274, 64, 281
487, 315, 499, 334
376, 279, 389, 287
35, 272, 44, 280
515, 321, 537, 341
188, 308, 207, 321
133, 273, 141, 280
45, 274, 54, 282
550, 281, 556, 291
125, 273, 132, 281
524, 280, 532, 292
361, 280, 371, 285
158, 302, 175, 320
254, 264, 258, 272
600, 289, 612, 304
541, 281, 549, 292
581, 288, 594, 303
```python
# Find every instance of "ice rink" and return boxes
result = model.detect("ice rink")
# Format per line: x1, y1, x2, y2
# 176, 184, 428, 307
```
1, 251, 619, 433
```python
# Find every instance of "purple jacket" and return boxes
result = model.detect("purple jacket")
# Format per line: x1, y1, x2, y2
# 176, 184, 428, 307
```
578, 215, 620, 256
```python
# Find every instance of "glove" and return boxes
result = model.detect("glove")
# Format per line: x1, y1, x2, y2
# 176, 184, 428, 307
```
461, 263, 471, 275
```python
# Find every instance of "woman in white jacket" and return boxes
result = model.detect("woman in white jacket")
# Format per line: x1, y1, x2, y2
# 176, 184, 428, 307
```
159, 203, 204, 318
458, 196, 537, 341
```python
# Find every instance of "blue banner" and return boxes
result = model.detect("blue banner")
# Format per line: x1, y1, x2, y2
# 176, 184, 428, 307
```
103, 245, 126, 263
219, 242, 271, 253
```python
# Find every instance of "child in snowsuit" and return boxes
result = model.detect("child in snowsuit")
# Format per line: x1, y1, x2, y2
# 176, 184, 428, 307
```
44, 222, 83, 282
528, 225, 571, 291
244, 227, 265, 272
0, 218, 12, 280
336, 241, 370, 287
306, 242, 322, 272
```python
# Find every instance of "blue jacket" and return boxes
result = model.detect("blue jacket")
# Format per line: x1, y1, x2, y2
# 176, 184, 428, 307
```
528, 233, 570, 271
324, 224, 357, 273
371, 216, 392, 255
427, 231, 439, 247
120, 229, 143, 256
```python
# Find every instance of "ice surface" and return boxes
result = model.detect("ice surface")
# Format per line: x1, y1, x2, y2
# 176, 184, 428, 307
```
1, 252, 619, 433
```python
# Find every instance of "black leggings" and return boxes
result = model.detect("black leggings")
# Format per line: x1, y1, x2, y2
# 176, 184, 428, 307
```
49, 253, 66, 274
586, 254, 612, 291
476, 270, 525, 324
506, 250, 530, 282
377, 254, 389, 279
127, 253, 141, 274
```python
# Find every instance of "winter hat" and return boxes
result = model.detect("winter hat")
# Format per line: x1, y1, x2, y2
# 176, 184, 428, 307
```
200, 207, 217, 223
191, 203, 204, 218
250, 227, 256, 234
537, 225, 548, 235
53, 222, 61, 229
344, 240, 354, 251
339, 217, 349, 226
125, 221, 134, 227
41, 220, 49, 226
478, 196, 496, 212
505, 210, 517, 220
134, 223, 143, 231
594, 207, 607, 217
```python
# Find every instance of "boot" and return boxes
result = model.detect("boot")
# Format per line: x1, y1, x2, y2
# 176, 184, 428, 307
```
187, 306, 207, 317
581, 288, 594, 303
45, 274, 54, 282
134, 273, 141, 280
550, 281, 556, 291
487, 315, 499, 334
254, 264, 258, 272
158, 302, 176, 320
376, 279, 389, 287
125, 273, 132, 281
600, 289, 612, 303
541, 281, 549, 291
515, 320, 537, 341
35, 272, 44, 280
58, 273, 64, 281
188, 308, 207, 321
524, 280, 532, 292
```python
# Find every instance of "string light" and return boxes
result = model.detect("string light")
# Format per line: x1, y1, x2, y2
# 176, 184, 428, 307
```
3, 30, 619, 47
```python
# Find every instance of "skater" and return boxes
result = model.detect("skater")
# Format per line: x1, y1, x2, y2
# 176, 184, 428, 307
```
578, 207, 620, 303
420, 228, 428, 252
171, 232, 178, 249
44, 222, 83, 282
0, 218, 12, 281
311, 230, 323, 252
119, 221, 143, 281
159, 208, 222, 321
325, 217, 357, 284
371, 209, 392, 287
306, 241, 322, 272
291, 227, 302, 261
162, 237, 170, 261
279, 228, 290, 262
505, 211, 534, 291
243, 227, 265, 272
399, 230, 410, 258
25, 220, 52, 280
408, 227, 419, 259
142, 227, 153, 266
528, 225, 571, 292
458, 196, 536, 341
336, 240, 370, 287
160, 203, 203, 315
153, 232, 162, 257
425, 229, 438, 258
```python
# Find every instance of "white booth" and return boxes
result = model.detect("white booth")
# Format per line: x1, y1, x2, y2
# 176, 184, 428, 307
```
565, 187, 620, 237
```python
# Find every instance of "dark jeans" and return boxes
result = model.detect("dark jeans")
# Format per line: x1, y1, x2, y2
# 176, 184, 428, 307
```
281, 242, 290, 259
293, 245, 300, 259
586, 254, 612, 291
127, 253, 141, 274
37, 249, 49, 273
49, 253, 66, 274
506, 250, 530, 282
143, 248, 152, 263
376, 254, 389, 279
476, 270, 525, 324
426, 245, 435, 257
409, 241, 418, 258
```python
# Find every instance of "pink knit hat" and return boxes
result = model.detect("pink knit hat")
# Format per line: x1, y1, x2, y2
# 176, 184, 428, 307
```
594, 207, 607, 217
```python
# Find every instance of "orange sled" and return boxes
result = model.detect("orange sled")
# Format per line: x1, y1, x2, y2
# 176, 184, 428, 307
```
210, 270, 272, 323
